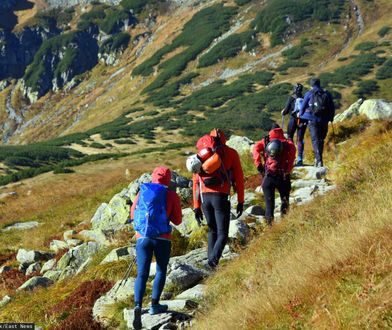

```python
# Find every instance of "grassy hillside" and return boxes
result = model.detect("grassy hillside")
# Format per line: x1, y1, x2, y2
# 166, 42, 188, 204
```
194, 120, 392, 329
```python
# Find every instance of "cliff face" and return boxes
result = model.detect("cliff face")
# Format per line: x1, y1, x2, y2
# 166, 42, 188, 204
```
46, 0, 120, 7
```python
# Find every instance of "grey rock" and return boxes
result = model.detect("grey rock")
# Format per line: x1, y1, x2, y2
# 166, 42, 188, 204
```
17, 276, 53, 291
43, 270, 62, 282
292, 166, 327, 180
0, 265, 11, 273
226, 135, 254, 155
176, 284, 205, 300
292, 179, 325, 189
63, 230, 77, 241
26, 262, 41, 276
245, 205, 264, 216
90, 203, 115, 230
79, 229, 111, 246
171, 172, 191, 189
16, 249, 54, 265
66, 238, 83, 247
124, 308, 173, 330
49, 240, 69, 253
358, 99, 392, 120
128, 173, 152, 198
176, 187, 192, 202
229, 220, 250, 242
100, 246, 136, 264
41, 259, 57, 274
166, 263, 205, 292
173, 208, 200, 236
0, 295, 11, 308
93, 277, 135, 325
160, 299, 198, 311
2, 221, 39, 232
231, 191, 258, 209
108, 194, 130, 227
334, 98, 363, 122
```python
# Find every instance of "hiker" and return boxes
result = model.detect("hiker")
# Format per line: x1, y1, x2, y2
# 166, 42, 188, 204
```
191, 129, 244, 269
281, 83, 307, 166
299, 78, 335, 167
130, 166, 182, 329
253, 124, 296, 225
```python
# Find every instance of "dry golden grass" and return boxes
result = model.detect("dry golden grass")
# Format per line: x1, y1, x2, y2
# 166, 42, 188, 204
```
194, 121, 392, 330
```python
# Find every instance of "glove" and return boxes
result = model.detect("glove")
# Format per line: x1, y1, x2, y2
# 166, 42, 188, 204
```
125, 218, 133, 224
193, 208, 203, 226
236, 202, 244, 219
281, 110, 285, 116
257, 164, 265, 175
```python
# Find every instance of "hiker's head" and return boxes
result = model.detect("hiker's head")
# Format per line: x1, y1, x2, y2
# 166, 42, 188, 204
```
210, 128, 226, 144
269, 123, 284, 140
293, 83, 303, 96
309, 77, 321, 88
152, 166, 171, 186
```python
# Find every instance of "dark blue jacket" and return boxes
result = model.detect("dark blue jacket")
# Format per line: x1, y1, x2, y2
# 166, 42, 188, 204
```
299, 86, 323, 123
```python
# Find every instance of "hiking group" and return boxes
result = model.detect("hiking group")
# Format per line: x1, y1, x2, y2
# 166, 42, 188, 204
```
128, 77, 334, 329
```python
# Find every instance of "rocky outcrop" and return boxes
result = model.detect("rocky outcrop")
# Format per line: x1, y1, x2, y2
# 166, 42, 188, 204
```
46, 0, 120, 8
17, 276, 54, 291
226, 135, 254, 155
335, 99, 392, 122
2, 221, 39, 232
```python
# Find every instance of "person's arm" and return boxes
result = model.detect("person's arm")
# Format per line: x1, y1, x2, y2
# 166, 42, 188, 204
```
167, 191, 182, 225
192, 173, 201, 209
130, 193, 139, 220
231, 150, 244, 204
252, 140, 265, 168
299, 92, 311, 116
282, 96, 294, 115
286, 141, 297, 173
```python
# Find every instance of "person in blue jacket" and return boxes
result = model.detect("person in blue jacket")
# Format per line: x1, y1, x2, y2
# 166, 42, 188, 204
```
299, 78, 335, 167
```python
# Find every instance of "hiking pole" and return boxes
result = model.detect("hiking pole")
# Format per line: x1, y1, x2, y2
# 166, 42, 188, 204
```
281, 114, 285, 130
111, 255, 137, 299
331, 122, 338, 159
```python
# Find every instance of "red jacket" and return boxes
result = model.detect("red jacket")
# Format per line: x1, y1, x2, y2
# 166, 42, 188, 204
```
252, 128, 296, 174
193, 131, 244, 209
131, 167, 182, 240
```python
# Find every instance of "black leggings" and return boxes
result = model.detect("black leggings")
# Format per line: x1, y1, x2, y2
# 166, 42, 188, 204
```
262, 175, 291, 224
201, 193, 231, 266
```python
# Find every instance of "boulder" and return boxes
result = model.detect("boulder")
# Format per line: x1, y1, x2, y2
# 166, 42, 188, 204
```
90, 203, 116, 231
128, 173, 152, 198
231, 191, 258, 209
63, 230, 77, 240
0, 265, 11, 273
173, 208, 200, 236
100, 246, 136, 264
17, 276, 53, 291
2, 221, 39, 232
226, 135, 254, 155
358, 99, 392, 120
41, 259, 57, 274
0, 295, 11, 308
229, 220, 250, 242
66, 238, 83, 247
166, 263, 205, 292
93, 277, 135, 326
108, 194, 130, 227
16, 249, 54, 265
79, 229, 111, 246
176, 187, 192, 202
124, 308, 173, 330
334, 98, 363, 122
159, 299, 198, 311
245, 205, 264, 216
26, 262, 41, 276
176, 284, 205, 300
292, 179, 325, 189
43, 270, 62, 282
171, 172, 191, 189
292, 166, 327, 180
49, 240, 69, 253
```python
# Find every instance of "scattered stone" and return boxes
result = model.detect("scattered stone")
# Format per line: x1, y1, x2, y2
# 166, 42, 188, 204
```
41, 259, 57, 274
63, 230, 77, 240
229, 220, 250, 242
49, 240, 69, 253
26, 262, 41, 276
293, 166, 327, 180
108, 194, 130, 227
231, 191, 258, 209
100, 246, 136, 264
160, 299, 198, 311
0, 265, 11, 273
128, 173, 152, 198
359, 99, 392, 120
93, 277, 135, 326
176, 284, 205, 301
16, 249, 54, 265
166, 263, 205, 292
65, 238, 83, 247
292, 179, 325, 189
124, 308, 173, 330
0, 295, 11, 308
334, 98, 363, 122
173, 208, 200, 236
171, 172, 191, 189
43, 270, 62, 282
226, 135, 254, 155
2, 221, 39, 232
79, 229, 111, 246
17, 276, 53, 291
245, 205, 264, 216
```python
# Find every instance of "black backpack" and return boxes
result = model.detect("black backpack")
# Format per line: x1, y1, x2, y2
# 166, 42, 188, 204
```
310, 89, 335, 121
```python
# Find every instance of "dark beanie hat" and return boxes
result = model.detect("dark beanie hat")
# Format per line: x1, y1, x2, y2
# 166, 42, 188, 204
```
309, 77, 321, 87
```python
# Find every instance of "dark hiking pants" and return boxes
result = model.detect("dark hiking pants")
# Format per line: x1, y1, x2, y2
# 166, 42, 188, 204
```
262, 175, 291, 225
308, 121, 329, 165
201, 192, 231, 266
287, 117, 307, 161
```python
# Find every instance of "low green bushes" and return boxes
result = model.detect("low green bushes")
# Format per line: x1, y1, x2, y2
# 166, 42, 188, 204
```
375, 57, 392, 80
120, 0, 148, 13
353, 80, 379, 98
99, 33, 131, 53
354, 41, 377, 52
378, 26, 391, 38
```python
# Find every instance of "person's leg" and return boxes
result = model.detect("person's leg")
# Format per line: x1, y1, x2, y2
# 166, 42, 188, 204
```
262, 176, 275, 225
278, 176, 291, 215
201, 194, 217, 264
287, 117, 297, 141
297, 121, 307, 164
208, 194, 231, 266
308, 121, 321, 165
151, 239, 171, 305
134, 238, 154, 307
318, 122, 329, 165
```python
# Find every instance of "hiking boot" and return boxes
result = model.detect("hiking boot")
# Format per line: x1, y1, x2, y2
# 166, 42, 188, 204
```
316, 161, 323, 168
133, 306, 142, 330
149, 303, 168, 315
295, 159, 303, 167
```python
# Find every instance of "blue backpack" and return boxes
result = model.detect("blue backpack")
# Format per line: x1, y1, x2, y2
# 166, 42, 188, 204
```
133, 183, 171, 238
294, 97, 304, 114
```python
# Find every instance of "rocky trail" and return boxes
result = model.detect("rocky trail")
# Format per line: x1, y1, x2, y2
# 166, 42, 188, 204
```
0, 135, 336, 329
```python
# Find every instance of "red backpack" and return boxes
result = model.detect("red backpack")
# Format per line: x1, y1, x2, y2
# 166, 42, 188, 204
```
196, 134, 228, 187
263, 136, 289, 176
